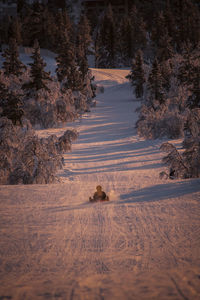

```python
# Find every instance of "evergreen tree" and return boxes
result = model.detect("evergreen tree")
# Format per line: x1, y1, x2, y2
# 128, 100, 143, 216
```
127, 50, 145, 98
151, 11, 166, 48
76, 32, 89, 81
24, 39, 52, 91
148, 58, 165, 105
117, 17, 133, 65
164, 1, 177, 47
130, 5, 147, 54
180, 44, 200, 109
54, 10, 73, 52
2, 38, 26, 76
8, 17, 22, 45
77, 14, 92, 56
95, 4, 116, 68
76, 15, 91, 81
22, 2, 46, 47
171, 0, 200, 49
156, 31, 174, 62
0, 77, 24, 126
56, 34, 82, 91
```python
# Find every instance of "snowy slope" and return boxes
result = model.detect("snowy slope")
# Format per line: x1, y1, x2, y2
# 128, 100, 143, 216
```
0, 68, 200, 300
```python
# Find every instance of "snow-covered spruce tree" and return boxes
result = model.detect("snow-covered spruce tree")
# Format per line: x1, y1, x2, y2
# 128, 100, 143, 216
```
2, 38, 26, 76
95, 4, 116, 68
182, 108, 200, 177
160, 142, 189, 179
56, 33, 83, 91
23, 39, 52, 91
126, 50, 145, 98
160, 109, 200, 179
0, 76, 24, 126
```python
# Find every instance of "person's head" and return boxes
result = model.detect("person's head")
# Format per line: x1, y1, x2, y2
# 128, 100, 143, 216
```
96, 185, 102, 192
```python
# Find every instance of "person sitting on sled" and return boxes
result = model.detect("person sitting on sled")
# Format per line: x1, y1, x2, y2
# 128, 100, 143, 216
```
89, 185, 109, 202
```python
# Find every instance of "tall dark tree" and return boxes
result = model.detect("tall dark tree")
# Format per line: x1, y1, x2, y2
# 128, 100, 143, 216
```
156, 31, 174, 62
17, 0, 26, 14
130, 5, 147, 54
95, 4, 116, 68
22, 2, 46, 47
117, 17, 133, 65
127, 50, 145, 98
148, 58, 165, 105
179, 44, 200, 109
24, 39, 52, 91
56, 34, 82, 91
77, 14, 92, 55
2, 38, 26, 76
151, 11, 166, 48
76, 32, 89, 81
8, 17, 22, 45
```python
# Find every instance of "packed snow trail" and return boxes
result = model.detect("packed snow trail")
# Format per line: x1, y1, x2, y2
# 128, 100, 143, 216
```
0, 69, 200, 300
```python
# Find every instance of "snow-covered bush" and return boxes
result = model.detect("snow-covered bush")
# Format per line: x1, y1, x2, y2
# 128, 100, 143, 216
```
136, 103, 185, 139
160, 109, 200, 179
0, 117, 78, 185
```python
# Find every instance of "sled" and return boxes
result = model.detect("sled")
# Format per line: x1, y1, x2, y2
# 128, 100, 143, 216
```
89, 196, 109, 203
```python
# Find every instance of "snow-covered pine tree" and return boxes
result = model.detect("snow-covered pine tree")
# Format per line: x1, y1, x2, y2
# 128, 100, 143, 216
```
160, 142, 189, 179
148, 58, 165, 106
23, 39, 52, 91
0, 76, 24, 126
2, 38, 26, 76
95, 4, 116, 68
127, 50, 145, 98
160, 108, 200, 179
183, 108, 200, 177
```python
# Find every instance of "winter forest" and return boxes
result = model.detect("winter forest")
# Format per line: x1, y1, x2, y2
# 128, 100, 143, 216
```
0, 0, 200, 299
0, 0, 200, 183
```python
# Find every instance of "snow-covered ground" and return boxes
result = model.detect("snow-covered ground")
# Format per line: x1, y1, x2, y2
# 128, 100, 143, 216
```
0, 68, 200, 299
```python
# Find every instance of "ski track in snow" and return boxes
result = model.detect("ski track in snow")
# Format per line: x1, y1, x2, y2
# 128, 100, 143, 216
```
0, 69, 200, 299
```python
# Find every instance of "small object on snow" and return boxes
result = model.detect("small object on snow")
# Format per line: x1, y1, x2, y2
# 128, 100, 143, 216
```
89, 185, 109, 202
